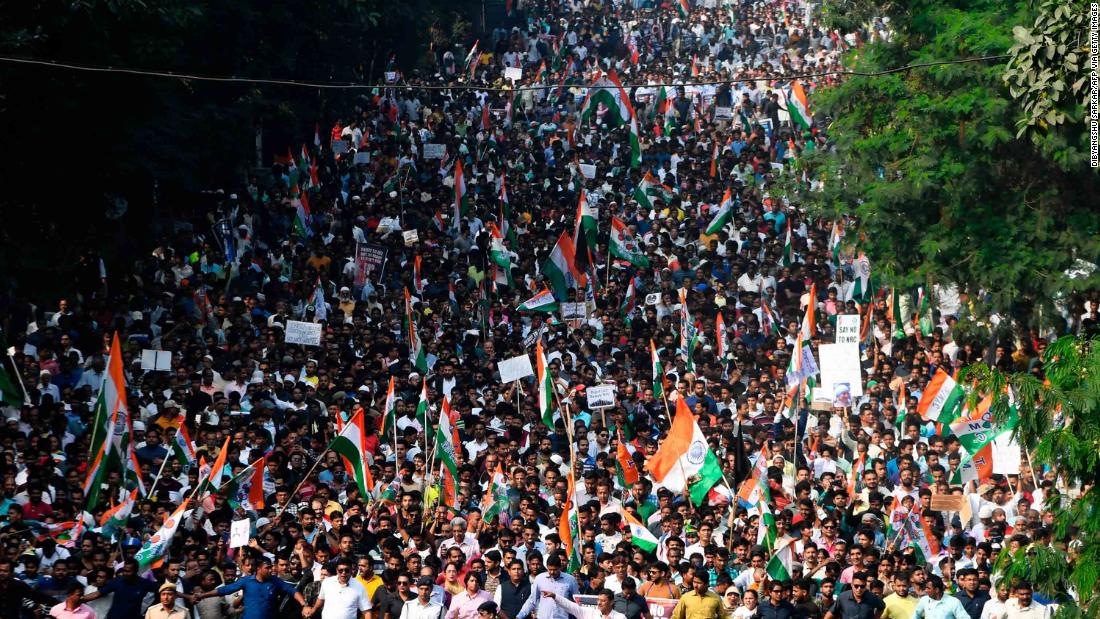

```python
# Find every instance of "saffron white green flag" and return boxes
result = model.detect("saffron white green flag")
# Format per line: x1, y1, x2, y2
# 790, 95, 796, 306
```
581, 70, 634, 127
705, 189, 734, 235
518, 288, 559, 313
610, 217, 650, 267
135, 498, 190, 571
766, 540, 796, 581
624, 509, 658, 553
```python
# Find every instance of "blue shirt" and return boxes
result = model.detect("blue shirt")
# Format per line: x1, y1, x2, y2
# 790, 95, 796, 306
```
516, 571, 579, 619
217, 575, 299, 619
100, 576, 159, 619
913, 595, 970, 619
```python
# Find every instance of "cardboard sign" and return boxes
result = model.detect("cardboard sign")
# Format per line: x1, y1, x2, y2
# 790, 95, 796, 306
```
504, 67, 523, 82
497, 355, 535, 383
284, 320, 323, 346
229, 519, 251, 549
714, 106, 733, 120
331, 140, 349, 154
403, 230, 419, 246
561, 302, 587, 321
423, 143, 447, 160
353, 151, 371, 165
585, 384, 617, 409
140, 349, 173, 372
354, 242, 388, 286
579, 163, 597, 179
835, 314, 861, 344
930, 494, 965, 512
818, 343, 863, 400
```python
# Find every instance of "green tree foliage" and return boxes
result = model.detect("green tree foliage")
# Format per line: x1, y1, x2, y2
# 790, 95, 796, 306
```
1003, 0, 1091, 137
963, 336, 1100, 615
799, 0, 1100, 325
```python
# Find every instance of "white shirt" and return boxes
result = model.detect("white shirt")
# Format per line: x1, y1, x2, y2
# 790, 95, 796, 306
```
1000, 599, 1053, 619
550, 593, 627, 619
318, 576, 372, 619
401, 598, 446, 619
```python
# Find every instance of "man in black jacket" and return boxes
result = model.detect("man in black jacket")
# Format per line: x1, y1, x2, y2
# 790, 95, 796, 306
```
0, 558, 58, 619
494, 560, 531, 619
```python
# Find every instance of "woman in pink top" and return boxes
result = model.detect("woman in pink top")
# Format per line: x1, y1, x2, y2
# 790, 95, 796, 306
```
446, 573, 493, 619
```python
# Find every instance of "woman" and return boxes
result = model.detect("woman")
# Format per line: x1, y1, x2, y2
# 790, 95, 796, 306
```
732, 589, 759, 619
638, 562, 680, 599
442, 561, 465, 597
446, 572, 493, 619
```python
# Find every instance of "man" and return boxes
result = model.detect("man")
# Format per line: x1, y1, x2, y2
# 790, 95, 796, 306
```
516, 555, 579, 619
82, 559, 161, 619
758, 581, 796, 619
953, 569, 989, 619
494, 559, 531, 619
669, 573, 728, 619
375, 571, 417, 619
144, 584, 188, 619
913, 575, 969, 619
306, 557, 372, 619
198, 556, 307, 619
613, 578, 651, 619
823, 572, 884, 619
400, 577, 445, 619
791, 579, 821, 619
50, 583, 96, 619
438, 518, 480, 561
979, 583, 1011, 619
1000, 582, 1051, 619
882, 571, 917, 619
543, 587, 628, 619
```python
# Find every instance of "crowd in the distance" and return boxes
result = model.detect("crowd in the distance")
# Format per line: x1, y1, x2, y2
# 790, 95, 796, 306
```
0, 0, 1084, 618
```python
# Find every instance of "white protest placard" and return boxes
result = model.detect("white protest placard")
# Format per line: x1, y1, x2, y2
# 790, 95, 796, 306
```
561, 302, 587, 321
586, 384, 617, 409
504, 67, 523, 82
835, 314, 861, 344
423, 143, 447, 159
992, 433, 1022, 475
714, 106, 733, 120
229, 519, 251, 549
818, 343, 863, 400
285, 320, 323, 346
645, 293, 661, 306
403, 230, 419, 246
497, 355, 535, 383
331, 140, 349, 155
376, 217, 401, 234
579, 164, 597, 179
140, 349, 173, 372
353, 151, 371, 165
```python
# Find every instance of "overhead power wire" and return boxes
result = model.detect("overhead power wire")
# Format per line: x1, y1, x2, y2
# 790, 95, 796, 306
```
0, 54, 1011, 92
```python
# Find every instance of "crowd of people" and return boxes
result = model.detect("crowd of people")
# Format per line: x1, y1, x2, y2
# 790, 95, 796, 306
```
0, 0, 1081, 619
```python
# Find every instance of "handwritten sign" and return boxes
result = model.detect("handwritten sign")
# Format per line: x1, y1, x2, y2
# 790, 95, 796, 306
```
403, 230, 419, 246
354, 242, 388, 286
835, 314, 860, 344
331, 140, 349, 155
561, 302, 587, 321
579, 163, 597, 179
229, 519, 251, 549
140, 349, 172, 372
423, 143, 447, 160
504, 67, 523, 82
586, 384, 617, 409
285, 320, 323, 346
497, 355, 535, 383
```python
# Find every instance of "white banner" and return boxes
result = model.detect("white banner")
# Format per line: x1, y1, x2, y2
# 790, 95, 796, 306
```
818, 343, 863, 401
497, 355, 535, 383
285, 320, 323, 346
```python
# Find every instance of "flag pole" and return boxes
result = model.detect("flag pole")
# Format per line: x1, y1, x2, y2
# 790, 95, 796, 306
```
147, 454, 173, 499
276, 447, 330, 521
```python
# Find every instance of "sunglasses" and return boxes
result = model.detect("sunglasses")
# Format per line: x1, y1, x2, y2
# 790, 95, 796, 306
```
337, 568, 351, 573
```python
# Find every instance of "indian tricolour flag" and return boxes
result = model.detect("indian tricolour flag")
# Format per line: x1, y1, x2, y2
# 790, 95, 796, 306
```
675, 0, 689, 17
135, 497, 190, 571
633, 171, 674, 209
851, 252, 872, 302
481, 463, 510, 522
453, 159, 468, 230
518, 287, 559, 313
650, 339, 665, 400
610, 217, 649, 267
786, 81, 813, 130
98, 488, 138, 540
766, 540, 796, 581
435, 398, 460, 508
781, 219, 793, 267
624, 509, 658, 553
629, 111, 641, 168
829, 221, 843, 266
645, 398, 723, 505
415, 378, 429, 425
705, 189, 734, 234
537, 339, 556, 428
293, 185, 311, 237
170, 415, 196, 466
917, 369, 965, 423
581, 70, 635, 128
404, 288, 428, 373
84, 332, 144, 508
413, 256, 425, 296
543, 231, 585, 300
574, 190, 599, 260
489, 222, 515, 287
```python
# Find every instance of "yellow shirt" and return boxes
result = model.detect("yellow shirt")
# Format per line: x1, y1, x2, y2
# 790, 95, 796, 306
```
882, 592, 918, 619
671, 590, 730, 619
357, 574, 384, 600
